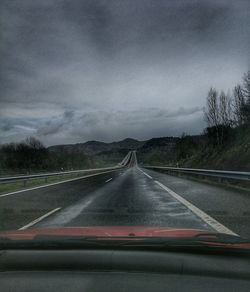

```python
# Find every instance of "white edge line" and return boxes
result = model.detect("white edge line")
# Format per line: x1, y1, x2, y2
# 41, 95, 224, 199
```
105, 178, 113, 183
19, 207, 61, 230
138, 168, 237, 236
154, 180, 238, 236
0, 169, 120, 198
137, 168, 152, 179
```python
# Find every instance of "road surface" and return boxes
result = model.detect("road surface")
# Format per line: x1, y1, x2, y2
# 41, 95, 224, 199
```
1, 152, 250, 238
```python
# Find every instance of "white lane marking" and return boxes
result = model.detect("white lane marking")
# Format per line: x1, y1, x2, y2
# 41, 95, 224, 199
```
154, 180, 237, 236
144, 172, 152, 179
0, 169, 120, 198
137, 167, 237, 235
138, 168, 239, 236
38, 194, 100, 226
105, 178, 113, 183
137, 168, 152, 179
19, 207, 61, 230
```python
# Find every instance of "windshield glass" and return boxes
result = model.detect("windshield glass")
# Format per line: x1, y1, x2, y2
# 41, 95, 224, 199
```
0, 0, 250, 248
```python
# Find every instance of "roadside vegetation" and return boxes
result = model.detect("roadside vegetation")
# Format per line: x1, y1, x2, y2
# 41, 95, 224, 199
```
0, 137, 94, 176
0, 173, 86, 195
140, 69, 250, 171
0, 138, 140, 175
179, 68, 250, 170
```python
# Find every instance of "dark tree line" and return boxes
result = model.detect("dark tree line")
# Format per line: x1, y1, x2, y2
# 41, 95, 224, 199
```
204, 69, 250, 145
0, 137, 91, 174
0, 137, 49, 173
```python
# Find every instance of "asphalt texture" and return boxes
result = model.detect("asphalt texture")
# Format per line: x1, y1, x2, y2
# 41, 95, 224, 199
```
0, 152, 249, 238
0, 170, 123, 230
144, 168, 250, 238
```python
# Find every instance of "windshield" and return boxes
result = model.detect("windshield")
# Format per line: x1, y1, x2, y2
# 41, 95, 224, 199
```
0, 0, 250, 250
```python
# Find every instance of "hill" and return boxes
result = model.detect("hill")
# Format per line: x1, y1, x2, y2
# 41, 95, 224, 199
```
136, 137, 180, 166
138, 129, 250, 171
47, 137, 181, 168
48, 138, 146, 168
49, 138, 144, 155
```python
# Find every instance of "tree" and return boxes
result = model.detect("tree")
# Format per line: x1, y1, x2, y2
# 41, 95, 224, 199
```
204, 88, 219, 127
204, 88, 233, 145
242, 70, 250, 100
219, 91, 233, 144
1, 137, 48, 172
219, 91, 232, 127
25, 136, 45, 150
204, 88, 221, 145
233, 84, 245, 126
1, 143, 18, 169
241, 70, 250, 124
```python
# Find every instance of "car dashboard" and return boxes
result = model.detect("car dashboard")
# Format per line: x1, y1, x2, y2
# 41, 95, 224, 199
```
1, 248, 250, 291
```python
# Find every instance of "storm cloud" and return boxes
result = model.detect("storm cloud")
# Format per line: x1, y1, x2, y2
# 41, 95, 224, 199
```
1, 0, 250, 145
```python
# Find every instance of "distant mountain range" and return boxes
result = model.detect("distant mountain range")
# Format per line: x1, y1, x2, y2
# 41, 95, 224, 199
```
48, 138, 145, 155
48, 137, 180, 167
48, 137, 179, 155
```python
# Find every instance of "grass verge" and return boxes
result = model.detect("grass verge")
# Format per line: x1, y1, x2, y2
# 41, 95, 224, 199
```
0, 172, 94, 195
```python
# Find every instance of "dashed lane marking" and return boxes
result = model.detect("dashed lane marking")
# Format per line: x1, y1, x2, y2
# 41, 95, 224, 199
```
19, 207, 61, 230
0, 169, 120, 198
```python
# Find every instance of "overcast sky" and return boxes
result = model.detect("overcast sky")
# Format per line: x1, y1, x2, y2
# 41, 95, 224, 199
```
1, 0, 250, 145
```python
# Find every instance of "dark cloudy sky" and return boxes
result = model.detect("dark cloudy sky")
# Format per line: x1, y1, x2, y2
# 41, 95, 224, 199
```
1, 0, 250, 145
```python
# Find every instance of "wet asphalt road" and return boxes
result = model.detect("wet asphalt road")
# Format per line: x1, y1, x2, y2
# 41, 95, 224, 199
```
143, 168, 250, 238
35, 166, 211, 231
1, 152, 250, 238
0, 170, 123, 230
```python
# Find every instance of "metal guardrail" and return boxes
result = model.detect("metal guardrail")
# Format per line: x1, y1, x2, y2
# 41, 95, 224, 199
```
0, 165, 124, 184
0, 151, 134, 185
119, 151, 131, 166
144, 166, 250, 181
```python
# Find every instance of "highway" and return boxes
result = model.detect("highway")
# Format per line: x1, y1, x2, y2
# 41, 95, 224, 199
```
1, 151, 250, 238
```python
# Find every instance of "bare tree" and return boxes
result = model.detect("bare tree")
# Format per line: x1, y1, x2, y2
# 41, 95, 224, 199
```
241, 70, 250, 124
204, 69, 250, 146
204, 88, 234, 145
232, 84, 245, 126
25, 136, 45, 150
242, 70, 250, 100
219, 91, 229, 126
219, 91, 234, 144
219, 91, 226, 124
204, 88, 220, 127
204, 88, 221, 145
